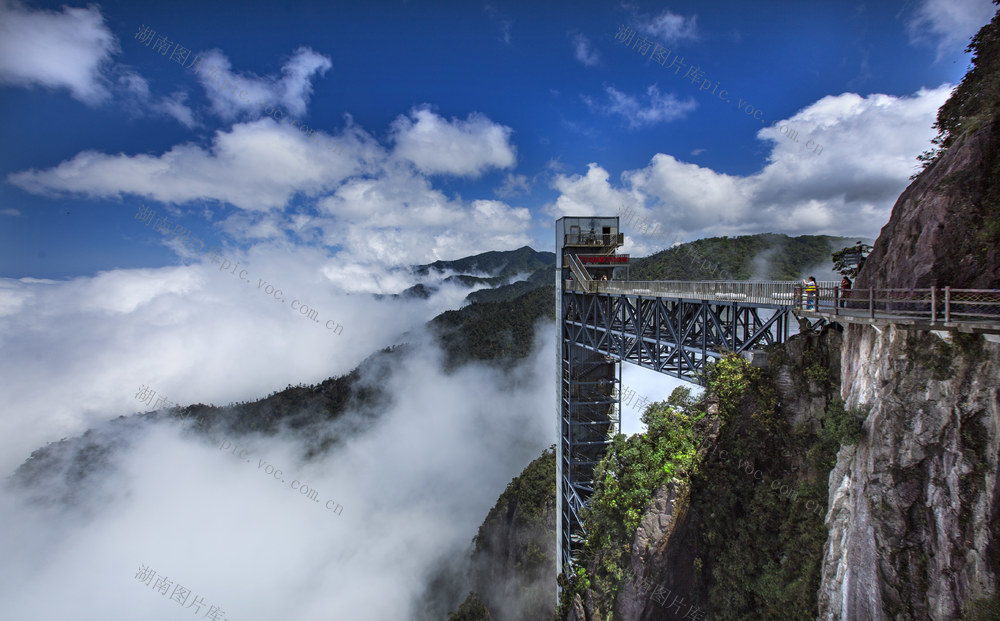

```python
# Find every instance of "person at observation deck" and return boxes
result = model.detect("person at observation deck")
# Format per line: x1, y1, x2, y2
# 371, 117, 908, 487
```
840, 276, 852, 308
804, 277, 818, 310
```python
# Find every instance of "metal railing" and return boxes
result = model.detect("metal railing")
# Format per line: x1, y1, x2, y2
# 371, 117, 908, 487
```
565, 279, 837, 305
564, 233, 623, 247
794, 285, 1000, 323
562, 279, 1000, 327
566, 255, 593, 289
563, 280, 1000, 325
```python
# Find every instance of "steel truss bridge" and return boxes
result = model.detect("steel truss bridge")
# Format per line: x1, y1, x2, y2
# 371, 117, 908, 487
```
563, 279, 803, 384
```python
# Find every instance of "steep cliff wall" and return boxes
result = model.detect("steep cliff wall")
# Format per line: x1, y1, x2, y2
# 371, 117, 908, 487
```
819, 328, 1000, 619
855, 116, 1000, 290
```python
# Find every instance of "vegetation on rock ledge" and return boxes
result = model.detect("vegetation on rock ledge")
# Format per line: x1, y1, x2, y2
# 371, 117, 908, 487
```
558, 344, 854, 620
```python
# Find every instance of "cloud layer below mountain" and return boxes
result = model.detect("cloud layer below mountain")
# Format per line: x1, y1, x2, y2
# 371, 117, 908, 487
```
1, 314, 556, 620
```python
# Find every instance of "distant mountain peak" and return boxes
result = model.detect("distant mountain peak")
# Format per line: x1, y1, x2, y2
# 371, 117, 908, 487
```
412, 247, 555, 279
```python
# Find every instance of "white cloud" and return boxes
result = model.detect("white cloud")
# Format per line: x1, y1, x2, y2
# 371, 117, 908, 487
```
217, 211, 288, 242
0, 3, 330, 126
1, 208, 21, 216
745, 87, 952, 233
8, 109, 516, 216
118, 70, 198, 128
635, 8, 699, 43
909, 0, 996, 57
193, 47, 332, 120
623, 154, 750, 230
153, 91, 198, 128
551, 86, 952, 255
546, 162, 641, 220
0, 316, 556, 620
8, 104, 532, 266
8, 118, 363, 211
571, 33, 601, 67
390, 107, 517, 177
495, 173, 532, 198
0, 0, 116, 103
584, 84, 697, 129
0, 240, 523, 475
317, 164, 533, 266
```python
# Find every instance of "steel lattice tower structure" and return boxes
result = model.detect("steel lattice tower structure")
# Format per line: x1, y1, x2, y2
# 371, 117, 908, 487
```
555, 216, 625, 582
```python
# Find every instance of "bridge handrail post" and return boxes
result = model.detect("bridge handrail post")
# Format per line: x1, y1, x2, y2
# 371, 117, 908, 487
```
945, 286, 951, 323
869, 288, 874, 319
834, 286, 839, 316
931, 287, 936, 325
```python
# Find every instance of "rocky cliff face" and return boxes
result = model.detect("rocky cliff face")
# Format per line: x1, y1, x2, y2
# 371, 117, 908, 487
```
856, 116, 1000, 291
819, 327, 1000, 619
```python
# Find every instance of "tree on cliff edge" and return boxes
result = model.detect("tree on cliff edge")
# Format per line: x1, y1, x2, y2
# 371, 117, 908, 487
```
917, 1, 1000, 170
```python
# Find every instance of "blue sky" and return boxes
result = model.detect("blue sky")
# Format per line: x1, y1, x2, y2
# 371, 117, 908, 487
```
1, 0, 995, 279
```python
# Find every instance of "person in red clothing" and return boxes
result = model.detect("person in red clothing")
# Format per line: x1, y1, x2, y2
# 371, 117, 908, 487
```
840, 276, 852, 308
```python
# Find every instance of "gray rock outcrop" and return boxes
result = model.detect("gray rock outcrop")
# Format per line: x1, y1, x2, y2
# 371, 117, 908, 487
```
819, 327, 999, 619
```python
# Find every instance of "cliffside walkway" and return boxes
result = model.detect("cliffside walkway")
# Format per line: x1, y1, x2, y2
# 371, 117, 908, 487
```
568, 279, 1000, 331
792, 284, 1000, 336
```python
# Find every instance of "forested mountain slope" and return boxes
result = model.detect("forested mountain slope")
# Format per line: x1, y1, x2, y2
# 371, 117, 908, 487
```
628, 233, 859, 281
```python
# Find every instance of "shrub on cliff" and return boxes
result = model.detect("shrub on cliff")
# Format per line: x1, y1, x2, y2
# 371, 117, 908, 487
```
557, 386, 707, 616
917, 3, 1000, 169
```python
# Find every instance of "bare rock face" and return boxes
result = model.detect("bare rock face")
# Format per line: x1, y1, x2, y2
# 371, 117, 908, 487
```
617, 481, 691, 621
565, 594, 586, 621
567, 480, 692, 621
820, 62, 1000, 618
855, 116, 1000, 291
819, 326, 1000, 619
772, 324, 843, 428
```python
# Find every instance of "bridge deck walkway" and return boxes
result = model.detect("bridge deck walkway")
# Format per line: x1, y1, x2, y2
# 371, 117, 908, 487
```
565, 279, 1000, 334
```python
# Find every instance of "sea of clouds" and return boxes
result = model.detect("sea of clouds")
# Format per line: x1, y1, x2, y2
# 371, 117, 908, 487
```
0, 250, 556, 620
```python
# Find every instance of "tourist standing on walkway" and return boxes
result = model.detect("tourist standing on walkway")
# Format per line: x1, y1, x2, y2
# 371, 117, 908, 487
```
840, 276, 852, 308
805, 277, 818, 310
